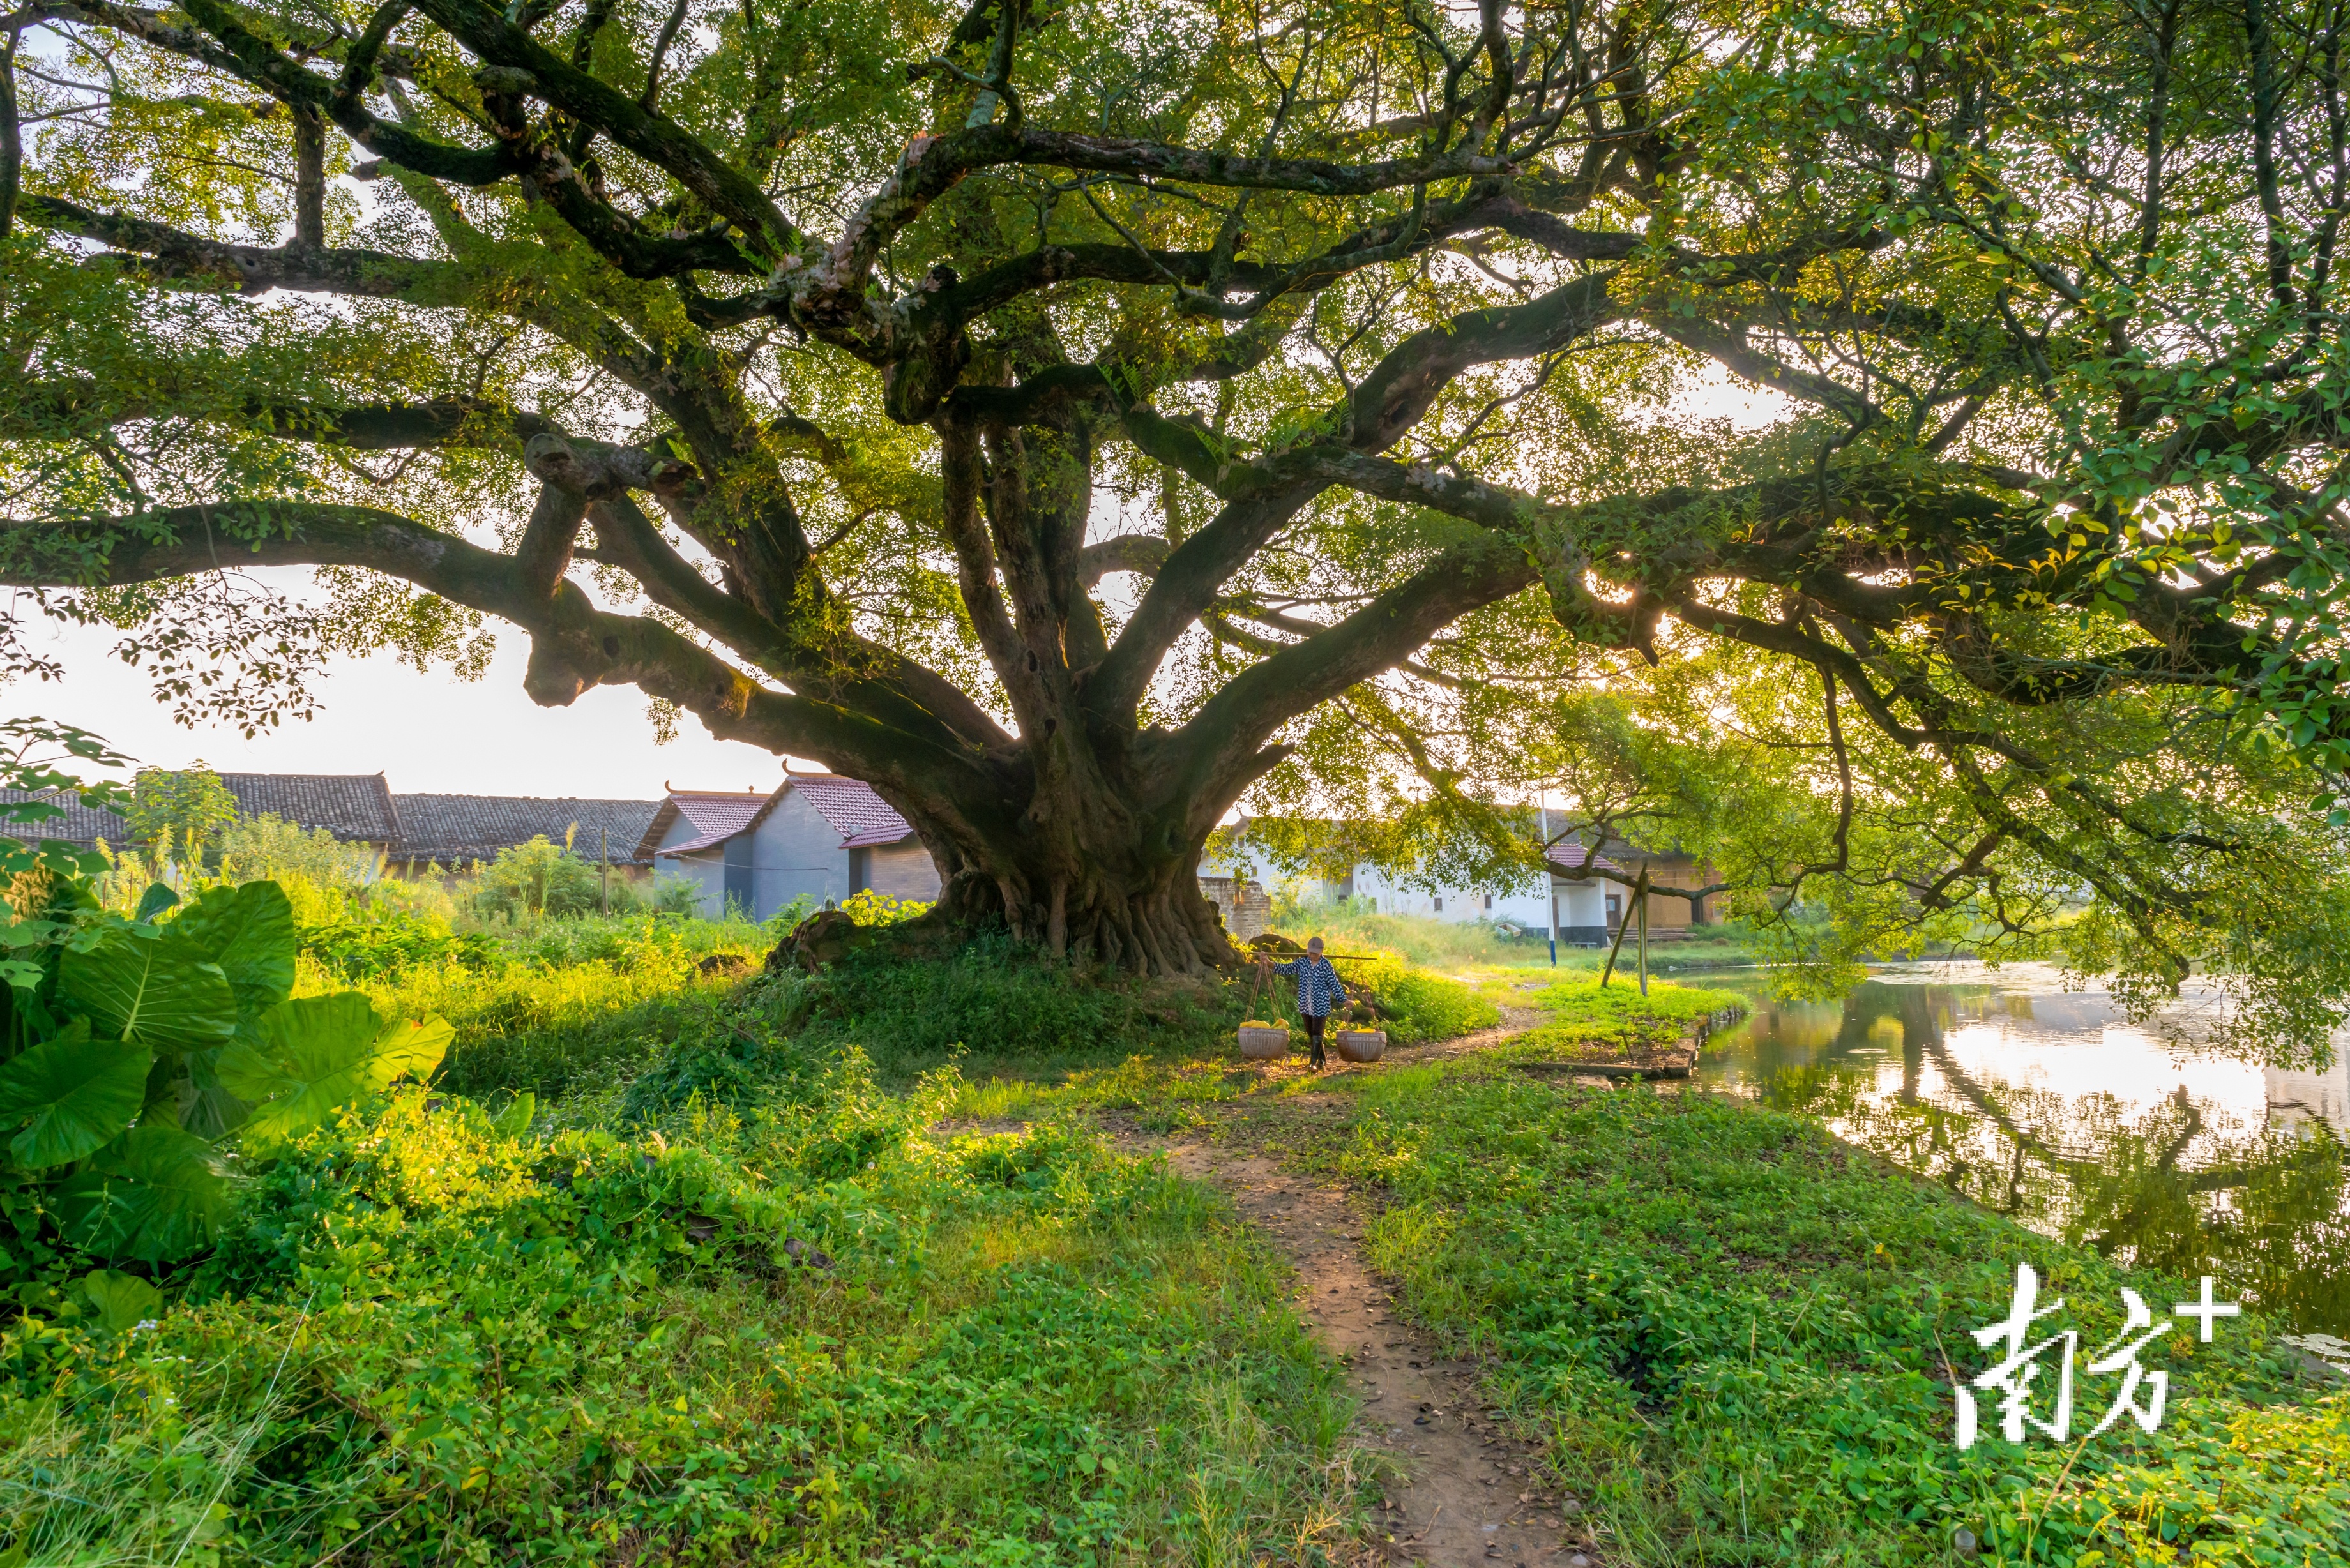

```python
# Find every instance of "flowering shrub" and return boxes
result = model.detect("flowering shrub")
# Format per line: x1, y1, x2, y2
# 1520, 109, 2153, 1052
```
842, 887, 933, 926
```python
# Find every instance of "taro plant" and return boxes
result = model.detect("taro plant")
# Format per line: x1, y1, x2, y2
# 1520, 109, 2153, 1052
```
0, 877, 455, 1267
0, 723, 452, 1269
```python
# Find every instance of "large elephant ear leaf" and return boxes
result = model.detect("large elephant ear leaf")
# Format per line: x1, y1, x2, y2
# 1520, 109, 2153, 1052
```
79, 1268, 165, 1334
220, 995, 453, 1149
160, 880, 296, 1018
54, 1125, 229, 1264
0, 1019, 151, 1168
56, 930, 237, 1057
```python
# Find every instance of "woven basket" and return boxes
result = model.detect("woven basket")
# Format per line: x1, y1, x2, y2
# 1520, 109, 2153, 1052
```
1334, 1029, 1388, 1063
1236, 1024, 1291, 1060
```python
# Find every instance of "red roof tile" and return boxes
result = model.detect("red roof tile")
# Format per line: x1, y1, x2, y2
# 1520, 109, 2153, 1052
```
1547, 841, 1626, 875
639, 788, 778, 857
788, 773, 914, 847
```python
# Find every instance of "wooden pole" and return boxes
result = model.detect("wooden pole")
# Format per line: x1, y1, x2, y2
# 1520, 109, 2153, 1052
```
600, 829, 610, 915
1599, 864, 1651, 989
1637, 863, 1649, 996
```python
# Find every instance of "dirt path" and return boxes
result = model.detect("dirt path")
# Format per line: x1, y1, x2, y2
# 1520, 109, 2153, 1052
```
1120, 1113, 1591, 1567
1102, 1001, 1602, 1567
948, 997, 1605, 1563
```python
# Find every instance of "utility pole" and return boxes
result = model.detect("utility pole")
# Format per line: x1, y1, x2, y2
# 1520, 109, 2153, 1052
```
600, 828, 610, 915
1540, 799, 1558, 967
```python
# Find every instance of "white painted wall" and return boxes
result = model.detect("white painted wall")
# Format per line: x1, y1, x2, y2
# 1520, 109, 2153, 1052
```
1343, 864, 1611, 942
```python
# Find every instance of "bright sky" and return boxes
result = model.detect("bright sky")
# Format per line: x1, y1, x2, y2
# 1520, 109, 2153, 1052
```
8, 573, 793, 798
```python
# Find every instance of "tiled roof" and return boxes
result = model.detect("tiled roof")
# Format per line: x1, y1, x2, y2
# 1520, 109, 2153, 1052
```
637, 788, 779, 859
3, 775, 402, 850
0, 789, 130, 849
788, 773, 914, 847
217, 773, 400, 842
637, 776, 917, 861
391, 794, 662, 866
1547, 840, 1627, 876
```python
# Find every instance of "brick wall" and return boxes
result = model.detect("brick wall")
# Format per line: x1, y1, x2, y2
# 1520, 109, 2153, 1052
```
1197, 875, 1271, 939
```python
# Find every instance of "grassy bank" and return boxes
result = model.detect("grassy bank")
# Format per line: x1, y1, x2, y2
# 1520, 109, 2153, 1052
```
1510, 977, 1749, 1058
18, 889, 2339, 1568
5, 1070, 1365, 1565
1300, 1062, 2346, 1566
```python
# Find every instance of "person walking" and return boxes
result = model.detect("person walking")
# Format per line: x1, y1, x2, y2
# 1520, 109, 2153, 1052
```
1261, 937, 1349, 1069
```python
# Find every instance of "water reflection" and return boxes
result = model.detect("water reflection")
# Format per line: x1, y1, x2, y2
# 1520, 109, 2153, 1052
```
1697, 963, 2350, 1335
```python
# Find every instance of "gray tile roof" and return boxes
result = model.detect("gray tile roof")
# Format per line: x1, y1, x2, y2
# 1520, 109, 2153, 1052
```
0, 789, 130, 848
391, 794, 662, 866
638, 788, 780, 858
4, 780, 402, 850
216, 773, 401, 843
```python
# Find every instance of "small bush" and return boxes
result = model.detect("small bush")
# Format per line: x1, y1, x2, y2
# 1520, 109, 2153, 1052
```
621, 1018, 814, 1122
1305, 949, 1501, 1043
778, 933, 1245, 1080
842, 887, 932, 925
219, 813, 384, 888
300, 907, 505, 981
470, 834, 612, 919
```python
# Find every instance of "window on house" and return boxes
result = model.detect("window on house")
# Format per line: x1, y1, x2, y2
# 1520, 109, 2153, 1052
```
1432, 896, 1443, 912
1483, 893, 1494, 910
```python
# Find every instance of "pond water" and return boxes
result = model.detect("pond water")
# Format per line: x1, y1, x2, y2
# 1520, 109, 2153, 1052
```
1690, 962, 2350, 1336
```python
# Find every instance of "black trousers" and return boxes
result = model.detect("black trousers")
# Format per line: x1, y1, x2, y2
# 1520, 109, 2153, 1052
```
1301, 1011, 1328, 1064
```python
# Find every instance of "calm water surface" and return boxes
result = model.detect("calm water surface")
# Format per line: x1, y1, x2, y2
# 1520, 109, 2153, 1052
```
1688, 962, 2350, 1335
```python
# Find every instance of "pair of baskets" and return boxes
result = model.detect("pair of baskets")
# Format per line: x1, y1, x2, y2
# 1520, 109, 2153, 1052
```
1236, 1021, 1386, 1063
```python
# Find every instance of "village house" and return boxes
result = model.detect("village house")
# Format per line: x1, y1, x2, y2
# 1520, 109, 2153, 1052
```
9, 767, 1708, 947
0, 772, 409, 862
638, 773, 942, 921
1204, 818, 1719, 947
0, 772, 665, 879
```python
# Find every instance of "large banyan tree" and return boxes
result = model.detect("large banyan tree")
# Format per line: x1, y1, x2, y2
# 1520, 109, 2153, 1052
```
3, 0, 2349, 1017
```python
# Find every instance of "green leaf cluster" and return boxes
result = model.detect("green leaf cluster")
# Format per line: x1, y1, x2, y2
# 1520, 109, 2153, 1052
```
0, 858, 451, 1267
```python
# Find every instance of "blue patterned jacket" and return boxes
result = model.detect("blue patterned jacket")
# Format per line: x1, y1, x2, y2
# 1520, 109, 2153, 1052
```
1271, 954, 1348, 1017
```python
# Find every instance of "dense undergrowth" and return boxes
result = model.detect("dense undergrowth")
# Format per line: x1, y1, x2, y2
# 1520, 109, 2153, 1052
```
1307, 1063, 2348, 1567
4, 1071, 1365, 1565
341, 914, 1499, 1104
17, 865, 2331, 1567
3, 892, 1510, 1564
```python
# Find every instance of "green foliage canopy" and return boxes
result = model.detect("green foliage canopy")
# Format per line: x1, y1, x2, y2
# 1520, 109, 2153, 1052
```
0, 0, 2346, 1027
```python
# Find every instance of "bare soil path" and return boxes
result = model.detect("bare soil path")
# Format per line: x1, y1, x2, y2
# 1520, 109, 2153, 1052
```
946, 992, 1618, 1563
1095, 996, 1609, 1566
1118, 1110, 1596, 1567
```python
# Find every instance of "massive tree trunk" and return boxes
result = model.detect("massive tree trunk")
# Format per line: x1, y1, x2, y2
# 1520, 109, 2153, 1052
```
922, 804, 1238, 974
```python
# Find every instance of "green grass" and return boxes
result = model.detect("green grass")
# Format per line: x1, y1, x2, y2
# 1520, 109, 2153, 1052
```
1, 923, 1533, 1565
328, 947, 762, 1099
32, 902, 2334, 1568
4, 1073, 1367, 1566
1303, 1062, 2347, 1567
1506, 976, 1750, 1059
